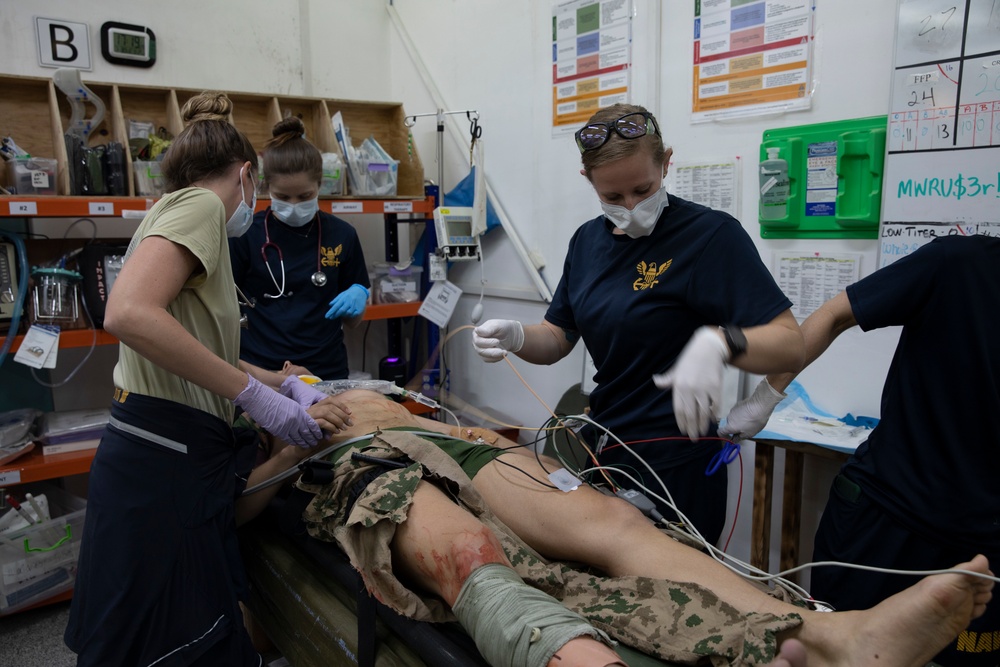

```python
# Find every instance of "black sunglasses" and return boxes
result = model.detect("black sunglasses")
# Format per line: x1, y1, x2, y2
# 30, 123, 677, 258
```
575, 111, 660, 153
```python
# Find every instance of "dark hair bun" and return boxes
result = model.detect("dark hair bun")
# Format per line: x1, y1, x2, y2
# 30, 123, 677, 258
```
272, 116, 306, 139
181, 92, 233, 124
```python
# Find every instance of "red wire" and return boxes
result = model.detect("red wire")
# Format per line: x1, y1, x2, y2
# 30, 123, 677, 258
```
722, 450, 742, 552
601, 435, 735, 451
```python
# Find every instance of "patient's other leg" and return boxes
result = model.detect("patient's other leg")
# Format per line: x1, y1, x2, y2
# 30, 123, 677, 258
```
391, 481, 625, 667
471, 448, 994, 665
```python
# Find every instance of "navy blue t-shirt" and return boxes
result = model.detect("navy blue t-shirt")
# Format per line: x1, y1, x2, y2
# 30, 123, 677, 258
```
230, 209, 369, 380
546, 194, 791, 469
842, 235, 1000, 552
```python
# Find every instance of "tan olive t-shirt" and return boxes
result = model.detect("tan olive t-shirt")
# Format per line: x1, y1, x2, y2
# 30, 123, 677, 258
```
113, 187, 240, 422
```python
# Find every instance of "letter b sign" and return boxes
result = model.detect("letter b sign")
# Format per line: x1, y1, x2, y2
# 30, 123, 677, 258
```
35, 17, 92, 70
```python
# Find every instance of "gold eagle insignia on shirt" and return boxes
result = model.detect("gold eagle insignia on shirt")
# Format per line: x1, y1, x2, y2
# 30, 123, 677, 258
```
321, 243, 343, 268
633, 259, 672, 291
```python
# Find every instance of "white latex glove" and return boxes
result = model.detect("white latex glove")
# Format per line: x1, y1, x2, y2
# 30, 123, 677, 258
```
652, 326, 729, 440
472, 319, 525, 363
718, 378, 786, 442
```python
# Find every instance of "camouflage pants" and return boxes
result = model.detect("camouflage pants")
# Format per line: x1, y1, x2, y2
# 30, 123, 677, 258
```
299, 430, 803, 665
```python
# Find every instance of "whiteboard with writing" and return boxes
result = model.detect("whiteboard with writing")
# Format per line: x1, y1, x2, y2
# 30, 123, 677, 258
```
879, 0, 1000, 268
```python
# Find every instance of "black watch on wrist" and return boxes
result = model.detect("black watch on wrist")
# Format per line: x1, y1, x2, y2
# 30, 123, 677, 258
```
720, 324, 747, 361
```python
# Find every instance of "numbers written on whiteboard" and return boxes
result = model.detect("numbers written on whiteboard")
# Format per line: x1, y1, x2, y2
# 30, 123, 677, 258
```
909, 87, 937, 107
976, 71, 1000, 97
918, 6, 958, 37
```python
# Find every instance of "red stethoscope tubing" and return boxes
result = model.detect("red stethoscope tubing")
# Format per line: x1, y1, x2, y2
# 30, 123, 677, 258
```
260, 210, 322, 298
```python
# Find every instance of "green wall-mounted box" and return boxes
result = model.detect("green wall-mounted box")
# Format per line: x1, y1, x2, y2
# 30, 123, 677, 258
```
759, 115, 886, 239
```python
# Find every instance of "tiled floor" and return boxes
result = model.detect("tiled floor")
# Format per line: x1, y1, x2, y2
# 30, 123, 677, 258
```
0, 600, 77, 667
0, 600, 287, 666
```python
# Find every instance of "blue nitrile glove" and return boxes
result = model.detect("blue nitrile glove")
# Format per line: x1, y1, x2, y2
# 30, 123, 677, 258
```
234, 375, 323, 447
325, 284, 369, 320
279, 375, 328, 409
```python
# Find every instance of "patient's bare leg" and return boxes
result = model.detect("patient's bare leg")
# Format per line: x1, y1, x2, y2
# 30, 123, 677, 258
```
391, 482, 625, 667
470, 448, 994, 665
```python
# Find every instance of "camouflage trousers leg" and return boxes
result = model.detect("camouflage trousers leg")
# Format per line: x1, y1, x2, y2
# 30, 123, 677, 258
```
298, 430, 802, 665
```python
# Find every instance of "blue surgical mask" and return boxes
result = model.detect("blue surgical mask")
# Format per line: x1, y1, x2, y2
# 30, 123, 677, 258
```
601, 186, 669, 239
271, 197, 319, 227
226, 167, 256, 238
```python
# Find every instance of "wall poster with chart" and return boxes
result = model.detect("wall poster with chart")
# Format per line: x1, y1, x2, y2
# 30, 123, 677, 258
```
879, 0, 1000, 268
552, 0, 633, 135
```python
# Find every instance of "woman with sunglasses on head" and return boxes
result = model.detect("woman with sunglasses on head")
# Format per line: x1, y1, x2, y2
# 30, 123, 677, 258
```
65, 92, 351, 667
230, 116, 370, 381
473, 103, 804, 544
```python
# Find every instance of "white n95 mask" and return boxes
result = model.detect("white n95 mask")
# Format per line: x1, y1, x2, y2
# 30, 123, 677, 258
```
601, 187, 669, 239
226, 169, 256, 238
272, 198, 319, 227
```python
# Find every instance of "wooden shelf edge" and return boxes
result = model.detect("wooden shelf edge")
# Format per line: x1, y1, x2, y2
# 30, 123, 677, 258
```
363, 302, 421, 320
0, 195, 436, 218
0, 446, 96, 485
7, 329, 119, 350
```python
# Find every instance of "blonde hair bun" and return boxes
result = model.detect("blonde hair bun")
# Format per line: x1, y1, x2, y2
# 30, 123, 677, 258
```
181, 92, 233, 124
272, 116, 306, 139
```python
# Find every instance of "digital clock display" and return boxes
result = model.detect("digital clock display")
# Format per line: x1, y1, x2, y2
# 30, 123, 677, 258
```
113, 31, 146, 56
101, 21, 156, 68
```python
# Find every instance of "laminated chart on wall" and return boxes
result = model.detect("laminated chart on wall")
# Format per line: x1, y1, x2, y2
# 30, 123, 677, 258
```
692, 0, 815, 123
668, 159, 741, 218
551, 0, 633, 135
879, 0, 1000, 268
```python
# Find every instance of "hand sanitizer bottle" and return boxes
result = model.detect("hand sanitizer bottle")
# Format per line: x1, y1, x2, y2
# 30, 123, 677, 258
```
759, 147, 789, 220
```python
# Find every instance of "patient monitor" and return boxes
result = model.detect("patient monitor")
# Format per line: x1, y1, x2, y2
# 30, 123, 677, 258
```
434, 206, 481, 261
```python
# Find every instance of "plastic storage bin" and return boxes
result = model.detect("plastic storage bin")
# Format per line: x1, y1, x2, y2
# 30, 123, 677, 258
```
319, 153, 344, 195
6, 157, 58, 195
348, 159, 399, 197
0, 483, 87, 615
374, 264, 422, 304
133, 160, 166, 197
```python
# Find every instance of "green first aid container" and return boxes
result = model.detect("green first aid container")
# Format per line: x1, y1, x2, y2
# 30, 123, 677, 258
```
759, 115, 887, 239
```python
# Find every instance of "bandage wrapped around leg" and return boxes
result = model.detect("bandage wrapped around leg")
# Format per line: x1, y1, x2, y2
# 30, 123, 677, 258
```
451, 563, 611, 667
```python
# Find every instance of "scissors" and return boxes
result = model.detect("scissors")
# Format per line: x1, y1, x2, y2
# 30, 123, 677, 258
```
705, 440, 740, 476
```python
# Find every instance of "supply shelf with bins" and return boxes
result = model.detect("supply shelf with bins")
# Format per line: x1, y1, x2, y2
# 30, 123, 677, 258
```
0, 76, 436, 612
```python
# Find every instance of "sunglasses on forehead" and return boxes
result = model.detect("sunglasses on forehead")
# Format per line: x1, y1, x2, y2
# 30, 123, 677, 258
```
575, 111, 661, 153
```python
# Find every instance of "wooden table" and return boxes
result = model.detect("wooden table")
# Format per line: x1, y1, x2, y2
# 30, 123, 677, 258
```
750, 438, 851, 583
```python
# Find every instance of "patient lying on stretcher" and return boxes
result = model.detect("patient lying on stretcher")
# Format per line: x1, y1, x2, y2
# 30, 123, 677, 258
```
241, 390, 994, 667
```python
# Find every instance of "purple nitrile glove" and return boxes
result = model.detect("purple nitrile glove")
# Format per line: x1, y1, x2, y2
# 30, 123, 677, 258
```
325, 284, 369, 320
280, 375, 328, 409
234, 375, 322, 447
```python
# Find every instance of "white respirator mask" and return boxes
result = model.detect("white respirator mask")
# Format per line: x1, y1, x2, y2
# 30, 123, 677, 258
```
601, 186, 669, 239
226, 167, 257, 238
271, 197, 319, 227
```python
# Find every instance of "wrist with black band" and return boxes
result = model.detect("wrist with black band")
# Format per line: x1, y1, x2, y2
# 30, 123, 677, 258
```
720, 324, 747, 361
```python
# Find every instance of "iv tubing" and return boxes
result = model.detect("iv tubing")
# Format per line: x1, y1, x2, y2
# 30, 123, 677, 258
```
0, 232, 29, 367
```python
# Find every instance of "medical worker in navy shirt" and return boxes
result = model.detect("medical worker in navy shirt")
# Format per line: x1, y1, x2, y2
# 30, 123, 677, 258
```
473, 104, 804, 545
721, 234, 1000, 666
231, 117, 370, 381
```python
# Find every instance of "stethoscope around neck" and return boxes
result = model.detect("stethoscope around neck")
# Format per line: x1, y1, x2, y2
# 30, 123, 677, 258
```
260, 209, 327, 299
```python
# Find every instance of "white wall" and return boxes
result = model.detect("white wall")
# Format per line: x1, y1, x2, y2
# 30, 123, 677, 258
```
2, 0, 907, 583
385, 0, 904, 577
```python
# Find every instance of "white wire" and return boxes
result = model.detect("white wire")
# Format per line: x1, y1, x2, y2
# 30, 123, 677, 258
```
552, 413, 1000, 596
